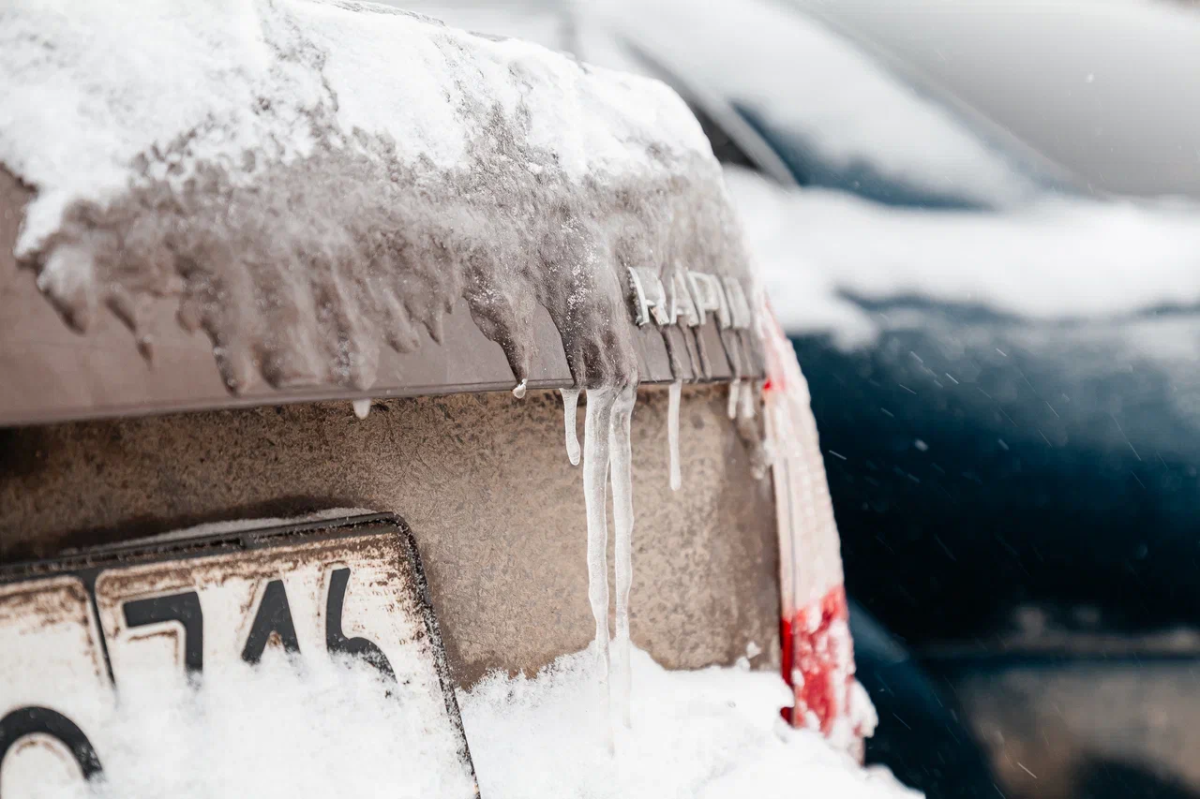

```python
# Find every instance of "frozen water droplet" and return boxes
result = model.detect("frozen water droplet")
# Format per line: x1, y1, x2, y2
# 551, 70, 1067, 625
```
582, 382, 639, 740
610, 383, 637, 730
738, 379, 756, 420
668, 381, 682, 491
561, 388, 581, 466
583, 386, 615, 749
512, 379, 527, 399
727, 380, 740, 420
351, 399, 371, 419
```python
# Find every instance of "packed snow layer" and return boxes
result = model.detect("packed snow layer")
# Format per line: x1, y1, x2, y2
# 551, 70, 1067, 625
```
724, 168, 1200, 343
18, 645, 914, 798
575, 0, 1047, 208
0, 0, 756, 392
807, 0, 1200, 200
404, 0, 1053, 206
14, 656, 476, 799
461, 644, 913, 799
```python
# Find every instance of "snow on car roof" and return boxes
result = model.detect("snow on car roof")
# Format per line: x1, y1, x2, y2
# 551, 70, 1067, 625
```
724, 167, 1200, 344
0, 0, 756, 396
579, 0, 1053, 209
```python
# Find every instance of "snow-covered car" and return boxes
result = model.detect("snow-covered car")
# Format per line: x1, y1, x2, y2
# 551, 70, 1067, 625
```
0, 2, 911, 797
404, 1, 1200, 797
563, 3, 1200, 798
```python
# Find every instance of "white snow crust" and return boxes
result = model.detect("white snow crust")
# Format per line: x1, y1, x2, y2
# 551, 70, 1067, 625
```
16, 656, 475, 799
21, 645, 914, 799
461, 644, 916, 799
1, 0, 705, 255
82, 507, 379, 548
726, 168, 1200, 343
409, 0, 1044, 207
598, 0, 1043, 206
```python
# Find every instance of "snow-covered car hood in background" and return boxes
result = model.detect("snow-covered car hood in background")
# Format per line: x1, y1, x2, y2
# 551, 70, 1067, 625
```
406, 0, 1058, 209
727, 164, 1200, 455
724, 167, 1200, 344
795, 0, 1200, 201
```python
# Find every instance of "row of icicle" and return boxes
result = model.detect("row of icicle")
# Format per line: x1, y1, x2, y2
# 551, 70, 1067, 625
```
351, 377, 758, 751
560, 378, 757, 750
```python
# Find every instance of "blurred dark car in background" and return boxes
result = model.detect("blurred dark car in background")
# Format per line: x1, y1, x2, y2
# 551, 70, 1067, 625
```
408, 2, 1200, 796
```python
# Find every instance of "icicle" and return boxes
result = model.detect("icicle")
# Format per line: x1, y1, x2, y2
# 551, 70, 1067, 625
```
561, 388, 581, 466
582, 387, 615, 750
609, 383, 637, 729
351, 398, 371, 419
727, 379, 740, 420
512, 378, 528, 399
667, 380, 682, 491
739, 379, 757, 420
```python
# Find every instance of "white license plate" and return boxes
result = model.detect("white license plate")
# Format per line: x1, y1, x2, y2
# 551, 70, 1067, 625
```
0, 514, 476, 796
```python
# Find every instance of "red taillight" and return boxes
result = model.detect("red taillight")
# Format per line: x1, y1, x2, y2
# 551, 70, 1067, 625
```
786, 586, 854, 735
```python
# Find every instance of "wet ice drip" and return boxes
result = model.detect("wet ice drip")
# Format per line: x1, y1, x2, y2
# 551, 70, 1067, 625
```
609, 384, 637, 729
561, 388, 581, 466
351, 399, 372, 420
738, 380, 757, 421
582, 386, 616, 749
580, 383, 638, 739
667, 381, 682, 492
726, 380, 740, 420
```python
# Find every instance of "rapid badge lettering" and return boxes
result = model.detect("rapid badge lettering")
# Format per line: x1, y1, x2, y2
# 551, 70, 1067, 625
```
627, 267, 752, 332
627, 267, 757, 380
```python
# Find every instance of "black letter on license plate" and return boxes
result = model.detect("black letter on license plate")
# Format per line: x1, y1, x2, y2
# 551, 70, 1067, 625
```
326, 568, 395, 680
0, 706, 103, 778
123, 591, 204, 674
242, 579, 301, 664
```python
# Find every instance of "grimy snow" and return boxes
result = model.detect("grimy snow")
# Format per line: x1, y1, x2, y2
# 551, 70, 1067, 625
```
0, 0, 893, 795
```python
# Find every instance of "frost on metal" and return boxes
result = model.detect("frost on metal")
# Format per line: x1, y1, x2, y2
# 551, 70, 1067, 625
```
0, 0, 755, 393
